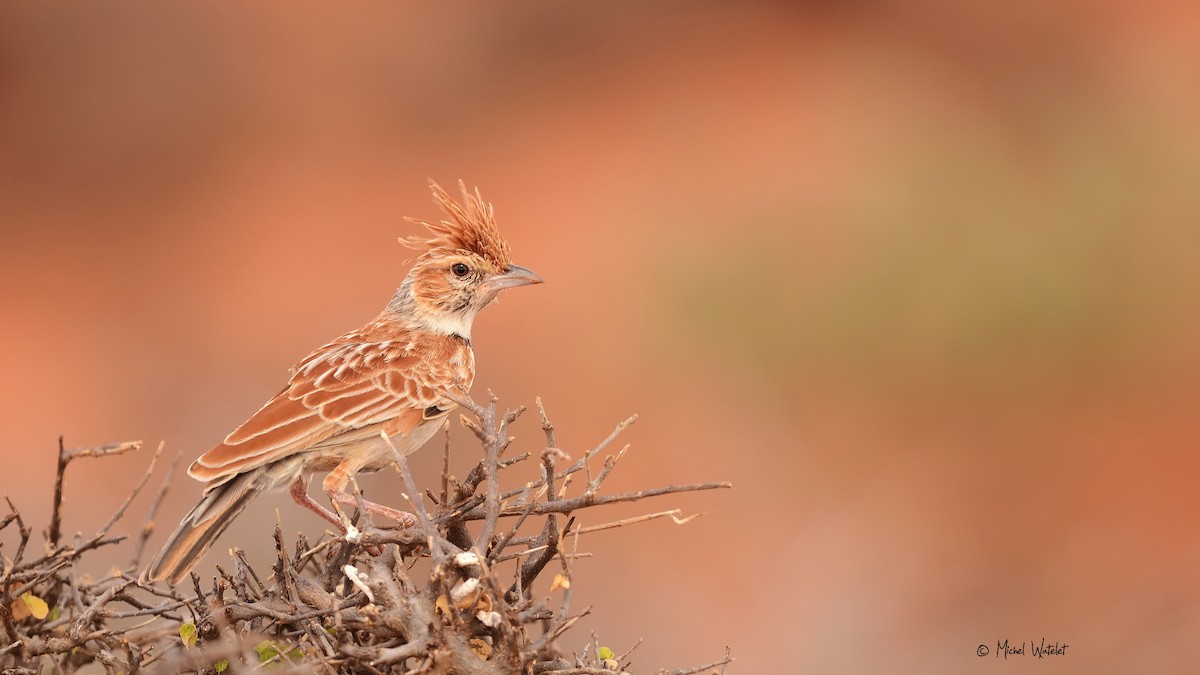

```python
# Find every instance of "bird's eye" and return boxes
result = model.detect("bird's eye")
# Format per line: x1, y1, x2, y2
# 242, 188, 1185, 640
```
450, 263, 470, 278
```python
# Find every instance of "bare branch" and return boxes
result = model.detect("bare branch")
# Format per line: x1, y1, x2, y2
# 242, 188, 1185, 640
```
3, 397, 731, 674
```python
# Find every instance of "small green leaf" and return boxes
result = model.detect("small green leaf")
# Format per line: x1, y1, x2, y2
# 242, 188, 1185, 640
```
598, 646, 615, 661
255, 640, 280, 662
179, 623, 198, 648
253, 640, 303, 666
214, 659, 229, 672
48, 604, 62, 622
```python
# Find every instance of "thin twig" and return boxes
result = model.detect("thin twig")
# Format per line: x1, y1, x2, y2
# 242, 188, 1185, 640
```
382, 432, 445, 567
665, 647, 735, 675
130, 442, 179, 569
455, 482, 732, 522
440, 419, 451, 508
575, 509, 705, 535
48, 436, 68, 548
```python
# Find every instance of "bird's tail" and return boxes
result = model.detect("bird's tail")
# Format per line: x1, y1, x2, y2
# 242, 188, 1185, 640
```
141, 469, 265, 584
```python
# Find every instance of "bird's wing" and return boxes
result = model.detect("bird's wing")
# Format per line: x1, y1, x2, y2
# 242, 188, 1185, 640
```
188, 335, 469, 484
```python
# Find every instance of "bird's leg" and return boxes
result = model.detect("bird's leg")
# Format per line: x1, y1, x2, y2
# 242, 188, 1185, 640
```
323, 463, 418, 529
294, 474, 384, 555
289, 477, 345, 530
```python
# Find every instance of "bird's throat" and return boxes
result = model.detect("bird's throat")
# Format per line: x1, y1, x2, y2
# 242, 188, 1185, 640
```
416, 309, 475, 340
385, 283, 475, 339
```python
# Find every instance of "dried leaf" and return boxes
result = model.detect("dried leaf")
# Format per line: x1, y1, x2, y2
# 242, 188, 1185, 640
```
21, 593, 49, 621
550, 573, 570, 592
436, 594, 453, 620
10, 597, 29, 621
469, 637, 492, 659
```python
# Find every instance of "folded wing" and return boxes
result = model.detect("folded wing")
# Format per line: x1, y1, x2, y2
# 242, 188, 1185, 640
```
189, 336, 466, 485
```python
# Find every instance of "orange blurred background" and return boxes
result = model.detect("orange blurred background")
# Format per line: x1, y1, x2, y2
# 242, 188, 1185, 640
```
3, 2, 1200, 672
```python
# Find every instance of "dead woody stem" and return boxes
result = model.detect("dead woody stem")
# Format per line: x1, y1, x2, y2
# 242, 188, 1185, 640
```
1, 396, 732, 674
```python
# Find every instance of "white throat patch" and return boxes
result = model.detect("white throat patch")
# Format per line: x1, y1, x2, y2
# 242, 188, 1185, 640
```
422, 310, 476, 339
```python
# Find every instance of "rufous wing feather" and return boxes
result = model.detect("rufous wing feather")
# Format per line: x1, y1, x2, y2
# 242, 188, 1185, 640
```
188, 336, 465, 484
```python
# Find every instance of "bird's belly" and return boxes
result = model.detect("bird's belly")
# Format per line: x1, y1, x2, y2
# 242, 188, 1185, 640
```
301, 418, 444, 474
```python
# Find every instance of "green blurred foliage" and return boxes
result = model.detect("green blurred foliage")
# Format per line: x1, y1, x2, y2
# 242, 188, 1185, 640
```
661, 114, 1199, 400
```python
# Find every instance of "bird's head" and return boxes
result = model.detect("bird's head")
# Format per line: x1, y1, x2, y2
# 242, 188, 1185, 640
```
397, 181, 543, 338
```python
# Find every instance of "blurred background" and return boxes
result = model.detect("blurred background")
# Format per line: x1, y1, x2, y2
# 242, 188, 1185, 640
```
2, 1, 1199, 671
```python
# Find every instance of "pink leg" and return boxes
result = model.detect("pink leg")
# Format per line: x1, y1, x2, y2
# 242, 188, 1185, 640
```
323, 463, 418, 529
289, 477, 345, 530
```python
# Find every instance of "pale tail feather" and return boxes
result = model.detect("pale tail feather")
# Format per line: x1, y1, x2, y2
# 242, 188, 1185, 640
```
142, 469, 265, 584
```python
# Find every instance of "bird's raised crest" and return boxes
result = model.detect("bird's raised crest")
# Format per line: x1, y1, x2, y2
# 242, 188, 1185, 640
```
402, 180, 513, 268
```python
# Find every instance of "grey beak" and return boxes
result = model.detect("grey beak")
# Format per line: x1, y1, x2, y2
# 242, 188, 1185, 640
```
487, 264, 544, 292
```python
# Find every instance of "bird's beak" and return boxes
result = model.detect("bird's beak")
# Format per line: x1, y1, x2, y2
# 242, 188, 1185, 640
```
487, 264, 544, 292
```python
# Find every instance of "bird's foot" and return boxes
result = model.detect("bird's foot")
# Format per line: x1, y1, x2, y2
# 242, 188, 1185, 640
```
332, 492, 419, 530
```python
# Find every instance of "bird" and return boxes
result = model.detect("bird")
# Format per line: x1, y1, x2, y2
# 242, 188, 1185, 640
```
143, 181, 543, 584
